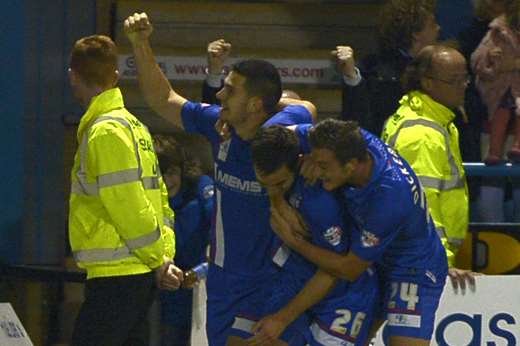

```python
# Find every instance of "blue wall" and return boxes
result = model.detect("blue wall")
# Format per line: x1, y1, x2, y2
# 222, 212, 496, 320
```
0, 1, 25, 262
0, 0, 96, 264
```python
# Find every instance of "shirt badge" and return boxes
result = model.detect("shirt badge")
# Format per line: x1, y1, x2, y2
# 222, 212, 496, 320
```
324, 226, 343, 246
361, 230, 380, 248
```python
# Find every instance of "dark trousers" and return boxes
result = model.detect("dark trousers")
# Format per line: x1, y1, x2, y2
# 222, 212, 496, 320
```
71, 272, 156, 346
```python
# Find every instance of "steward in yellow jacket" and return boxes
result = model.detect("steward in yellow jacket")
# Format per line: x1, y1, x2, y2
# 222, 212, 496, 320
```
69, 87, 175, 278
68, 34, 181, 345
382, 90, 468, 266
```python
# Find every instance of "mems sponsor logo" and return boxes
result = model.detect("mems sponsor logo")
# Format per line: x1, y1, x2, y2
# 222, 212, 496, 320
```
215, 168, 262, 195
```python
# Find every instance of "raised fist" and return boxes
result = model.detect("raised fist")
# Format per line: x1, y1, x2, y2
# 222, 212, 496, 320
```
331, 45, 357, 78
124, 12, 153, 45
207, 39, 232, 75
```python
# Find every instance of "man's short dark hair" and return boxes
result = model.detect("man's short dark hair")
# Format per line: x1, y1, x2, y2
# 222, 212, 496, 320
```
232, 59, 282, 114
251, 126, 300, 175
309, 119, 367, 165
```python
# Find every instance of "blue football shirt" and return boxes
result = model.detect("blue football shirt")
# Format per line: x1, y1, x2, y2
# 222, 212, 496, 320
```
181, 102, 313, 277
272, 176, 377, 307
295, 125, 448, 285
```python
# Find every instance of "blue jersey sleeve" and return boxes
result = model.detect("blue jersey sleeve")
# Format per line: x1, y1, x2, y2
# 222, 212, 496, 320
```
181, 101, 221, 144
263, 105, 313, 127
349, 186, 406, 262
295, 124, 313, 154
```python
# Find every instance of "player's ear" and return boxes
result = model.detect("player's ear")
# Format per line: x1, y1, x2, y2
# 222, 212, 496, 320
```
247, 96, 263, 113
343, 159, 357, 174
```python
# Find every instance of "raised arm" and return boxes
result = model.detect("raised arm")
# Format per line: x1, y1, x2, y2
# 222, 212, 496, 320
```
331, 45, 369, 127
124, 12, 187, 128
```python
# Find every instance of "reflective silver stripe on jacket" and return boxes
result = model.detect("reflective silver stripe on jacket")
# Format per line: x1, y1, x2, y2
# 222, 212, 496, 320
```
436, 226, 447, 240
436, 223, 464, 249
73, 246, 132, 263
125, 225, 161, 250
71, 180, 98, 195
98, 168, 140, 188
142, 177, 160, 189
447, 237, 464, 248
72, 115, 160, 195
74, 131, 96, 195
387, 118, 464, 191
163, 217, 174, 229
73, 225, 161, 263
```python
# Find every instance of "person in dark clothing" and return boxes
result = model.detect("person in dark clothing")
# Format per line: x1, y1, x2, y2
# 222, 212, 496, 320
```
154, 135, 214, 346
333, 0, 439, 136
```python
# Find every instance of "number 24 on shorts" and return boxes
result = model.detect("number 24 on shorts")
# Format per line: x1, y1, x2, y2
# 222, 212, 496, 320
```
388, 282, 419, 311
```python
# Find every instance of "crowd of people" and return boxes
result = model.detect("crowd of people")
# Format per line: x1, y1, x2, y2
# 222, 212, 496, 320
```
65, 0, 519, 345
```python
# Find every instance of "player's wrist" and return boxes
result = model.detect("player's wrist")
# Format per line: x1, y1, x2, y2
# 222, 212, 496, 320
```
290, 234, 307, 251
207, 64, 224, 75
342, 67, 361, 86
277, 306, 299, 326
130, 37, 149, 48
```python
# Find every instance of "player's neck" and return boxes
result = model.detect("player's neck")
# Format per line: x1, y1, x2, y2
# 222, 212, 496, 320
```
234, 111, 270, 141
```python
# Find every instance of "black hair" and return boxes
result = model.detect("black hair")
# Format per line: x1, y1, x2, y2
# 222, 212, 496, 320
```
231, 59, 282, 114
308, 119, 367, 165
251, 126, 300, 175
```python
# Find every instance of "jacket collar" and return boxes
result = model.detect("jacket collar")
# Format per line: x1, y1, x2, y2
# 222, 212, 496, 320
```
77, 87, 125, 141
400, 90, 456, 127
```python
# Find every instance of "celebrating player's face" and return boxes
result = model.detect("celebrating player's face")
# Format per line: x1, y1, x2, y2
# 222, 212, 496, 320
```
216, 71, 250, 126
254, 164, 295, 198
311, 148, 351, 191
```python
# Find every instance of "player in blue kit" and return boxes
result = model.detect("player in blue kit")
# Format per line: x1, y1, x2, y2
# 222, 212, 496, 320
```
274, 119, 448, 346
124, 13, 317, 346
248, 126, 379, 346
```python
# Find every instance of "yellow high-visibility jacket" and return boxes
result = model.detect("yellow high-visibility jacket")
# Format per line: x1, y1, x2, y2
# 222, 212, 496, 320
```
69, 88, 175, 279
382, 90, 468, 267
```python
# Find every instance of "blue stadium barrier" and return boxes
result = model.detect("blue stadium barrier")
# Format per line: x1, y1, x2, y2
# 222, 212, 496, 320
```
463, 162, 520, 177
